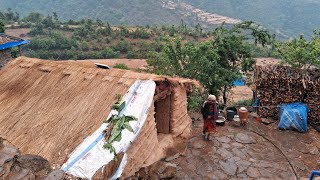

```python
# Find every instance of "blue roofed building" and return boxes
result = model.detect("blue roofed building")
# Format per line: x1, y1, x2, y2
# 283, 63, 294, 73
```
0, 33, 29, 68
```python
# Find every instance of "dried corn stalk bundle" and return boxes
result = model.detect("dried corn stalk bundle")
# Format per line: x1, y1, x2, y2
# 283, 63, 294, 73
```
255, 65, 320, 124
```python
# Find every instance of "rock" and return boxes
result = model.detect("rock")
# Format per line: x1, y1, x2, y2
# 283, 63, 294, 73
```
158, 163, 177, 179
192, 141, 206, 149
292, 160, 306, 171
165, 153, 180, 162
219, 159, 237, 176
259, 168, 274, 178
227, 135, 234, 139
211, 146, 217, 153
252, 160, 273, 168
196, 162, 213, 175
0, 142, 20, 166
299, 178, 309, 180
221, 143, 231, 149
237, 173, 248, 178
16, 154, 51, 173
132, 161, 177, 179
235, 133, 256, 144
204, 171, 227, 180
216, 136, 231, 144
1, 157, 40, 179
191, 149, 201, 156
45, 170, 64, 180
247, 167, 260, 178
212, 139, 220, 147
310, 147, 319, 155
232, 148, 247, 159
229, 157, 241, 162
295, 144, 309, 154
217, 148, 233, 160
280, 171, 296, 179
231, 142, 244, 148
235, 160, 251, 173
189, 137, 199, 143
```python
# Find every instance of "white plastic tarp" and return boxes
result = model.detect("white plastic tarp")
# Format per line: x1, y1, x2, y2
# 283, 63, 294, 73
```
61, 80, 156, 179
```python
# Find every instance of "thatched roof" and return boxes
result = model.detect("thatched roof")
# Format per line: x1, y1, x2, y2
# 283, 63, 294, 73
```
0, 57, 199, 165
59, 59, 148, 70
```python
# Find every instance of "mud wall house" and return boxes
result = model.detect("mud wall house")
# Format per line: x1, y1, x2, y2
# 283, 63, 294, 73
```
0, 57, 200, 179
0, 33, 29, 68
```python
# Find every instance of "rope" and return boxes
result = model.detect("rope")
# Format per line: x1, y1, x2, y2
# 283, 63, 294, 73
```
247, 127, 299, 180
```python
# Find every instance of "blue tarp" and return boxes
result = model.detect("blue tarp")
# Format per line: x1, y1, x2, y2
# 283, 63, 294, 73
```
0, 40, 29, 50
0, 33, 29, 50
278, 102, 309, 133
232, 77, 245, 86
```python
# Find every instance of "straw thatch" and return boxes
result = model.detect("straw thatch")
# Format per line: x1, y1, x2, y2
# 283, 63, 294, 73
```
60, 59, 148, 70
0, 57, 200, 177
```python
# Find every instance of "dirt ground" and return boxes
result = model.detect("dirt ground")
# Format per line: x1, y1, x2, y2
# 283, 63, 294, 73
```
169, 113, 320, 179
5, 28, 31, 39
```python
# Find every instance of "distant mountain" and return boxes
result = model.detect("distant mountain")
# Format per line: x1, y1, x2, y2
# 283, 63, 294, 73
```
0, 0, 198, 26
1, 0, 319, 38
182, 0, 320, 38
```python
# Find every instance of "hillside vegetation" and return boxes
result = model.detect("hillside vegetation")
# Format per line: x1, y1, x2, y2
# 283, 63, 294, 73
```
1, 0, 320, 38
0, 0, 197, 26
183, 0, 320, 38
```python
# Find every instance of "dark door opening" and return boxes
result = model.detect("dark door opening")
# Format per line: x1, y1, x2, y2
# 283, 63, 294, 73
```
154, 81, 172, 134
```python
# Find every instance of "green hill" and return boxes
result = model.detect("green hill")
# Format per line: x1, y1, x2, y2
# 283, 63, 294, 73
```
0, 0, 195, 26
1, 0, 319, 38
182, 0, 320, 38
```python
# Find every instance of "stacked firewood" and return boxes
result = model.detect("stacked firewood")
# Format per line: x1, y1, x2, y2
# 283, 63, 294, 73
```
255, 65, 320, 124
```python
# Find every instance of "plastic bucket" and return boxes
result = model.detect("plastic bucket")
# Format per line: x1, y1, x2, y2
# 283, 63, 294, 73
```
227, 110, 236, 121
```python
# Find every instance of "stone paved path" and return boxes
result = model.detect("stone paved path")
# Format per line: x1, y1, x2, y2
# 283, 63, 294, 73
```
170, 115, 320, 180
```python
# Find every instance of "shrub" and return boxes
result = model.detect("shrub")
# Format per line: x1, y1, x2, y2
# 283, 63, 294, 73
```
187, 88, 206, 112
113, 63, 129, 70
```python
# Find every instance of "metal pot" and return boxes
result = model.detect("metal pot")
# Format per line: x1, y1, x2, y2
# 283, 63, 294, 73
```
216, 116, 226, 126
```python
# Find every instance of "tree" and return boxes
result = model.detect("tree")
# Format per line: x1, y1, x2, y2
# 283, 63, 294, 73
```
106, 22, 112, 35
4, 8, 14, 21
53, 12, 59, 22
29, 23, 45, 36
275, 31, 320, 69
23, 12, 43, 23
148, 21, 271, 104
0, 21, 5, 33
148, 39, 223, 96
212, 21, 271, 103
96, 18, 104, 26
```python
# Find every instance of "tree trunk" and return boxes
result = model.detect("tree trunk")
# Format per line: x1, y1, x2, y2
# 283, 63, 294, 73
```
223, 85, 227, 104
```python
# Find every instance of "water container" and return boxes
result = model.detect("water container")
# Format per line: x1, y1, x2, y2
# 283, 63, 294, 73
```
227, 110, 236, 121
238, 107, 249, 121
226, 107, 237, 121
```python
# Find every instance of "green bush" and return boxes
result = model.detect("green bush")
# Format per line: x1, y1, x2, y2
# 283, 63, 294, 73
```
187, 88, 206, 112
112, 40, 131, 53
231, 98, 253, 107
113, 63, 129, 70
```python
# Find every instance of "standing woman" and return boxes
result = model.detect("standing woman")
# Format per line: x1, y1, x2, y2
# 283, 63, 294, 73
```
201, 95, 218, 140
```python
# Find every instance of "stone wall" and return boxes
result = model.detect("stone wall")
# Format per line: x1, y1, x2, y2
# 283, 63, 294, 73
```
0, 49, 12, 68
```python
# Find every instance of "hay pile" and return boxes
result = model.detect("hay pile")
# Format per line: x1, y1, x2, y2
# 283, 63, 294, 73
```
255, 65, 320, 124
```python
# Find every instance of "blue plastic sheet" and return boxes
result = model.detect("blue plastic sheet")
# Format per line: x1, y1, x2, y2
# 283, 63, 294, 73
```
232, 77, 245, 86
278, 102, 309, 133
